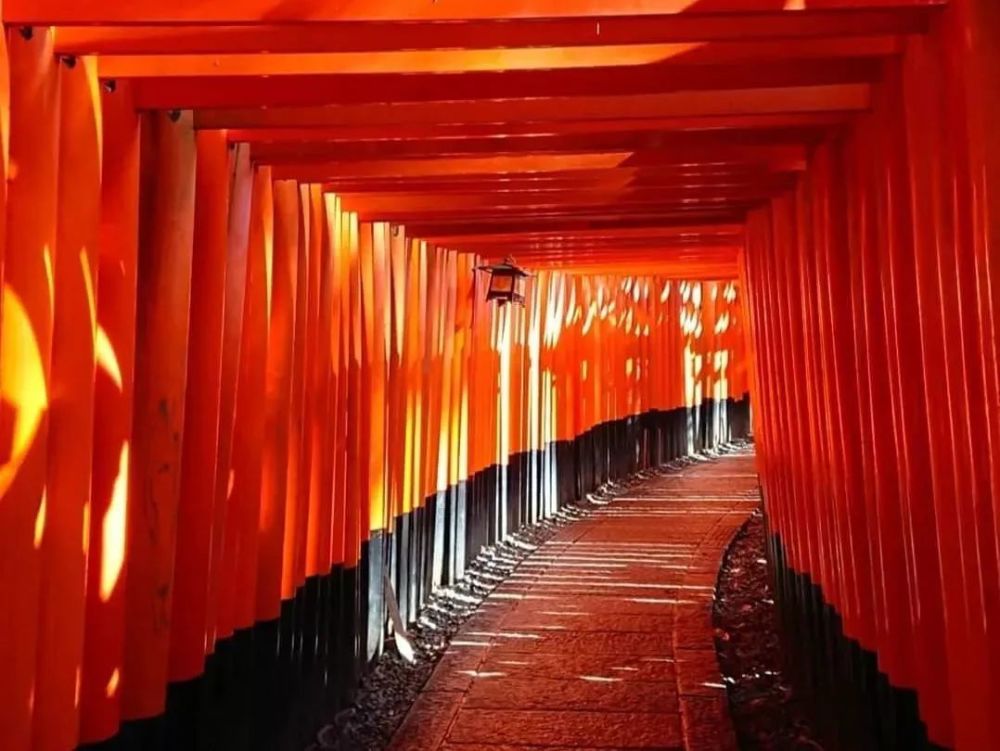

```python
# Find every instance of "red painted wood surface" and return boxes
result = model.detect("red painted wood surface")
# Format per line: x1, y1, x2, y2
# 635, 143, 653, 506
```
0, 28, 60, 751
743, 5, 999, 747
78, 78, 140, 746
0, 1, 995, 748
123, 109, 197, 720
34, 54, 101, 751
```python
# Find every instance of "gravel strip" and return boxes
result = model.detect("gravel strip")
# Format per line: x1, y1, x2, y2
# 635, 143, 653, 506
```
714, 509, 825, 750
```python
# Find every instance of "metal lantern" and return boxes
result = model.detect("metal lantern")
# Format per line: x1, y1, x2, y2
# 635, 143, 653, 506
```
477, 256, 529, 305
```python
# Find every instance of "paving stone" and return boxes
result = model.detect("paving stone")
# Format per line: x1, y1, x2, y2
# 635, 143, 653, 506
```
500, 592, 676, 618
463, 675, 679, 713
679, 695, 739, 751
387, 692, 464, 751
477, 652, 677, 684
485, 629, 674, 657
676, 649, 729, 698
673, 621, 720, 649
441, 744, 629, 751
499, 611, 675, 634
446, 708, 683, 748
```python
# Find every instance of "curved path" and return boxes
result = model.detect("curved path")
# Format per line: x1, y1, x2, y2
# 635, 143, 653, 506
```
389, 451, 759, 751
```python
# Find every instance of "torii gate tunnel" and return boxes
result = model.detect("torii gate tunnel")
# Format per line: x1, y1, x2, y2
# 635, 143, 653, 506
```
0, 1, 997, 750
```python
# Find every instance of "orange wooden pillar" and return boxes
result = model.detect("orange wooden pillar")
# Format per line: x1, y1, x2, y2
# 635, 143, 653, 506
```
538, 271, 553, 515
509, 275, 528, 511
431, 249, 456, 583
226, 166, 272, 637
280, 183, 312, 603
801, 146, 859, 651
326, 194, 347, 574
343, 211, 363, 574
79, 77, 140, 747
328, 199, 350, 575
940, 4, 1000, 732
168, 129, 230, 683
327, 201, 356, 566
355, 222, 375, 575
353, 221, 374, 582
359, 219, 388, 656
0, 27, 59, 751
34, 53, 102, 751
794, 175, 838, 621
420, 247, 442, 554
904, 28, 993, 747
0, 3, 8, 366
401, 237, 427, 610
122, 109, 196, 721
384, 225, 408, 608
305, 186, 333, 582
452, 253, 473, 569
205, 142, 252, 654
256, 179, 298, 623
298, 186, 323, 591
445, 252, 466, 568
362, 222, 388, 539
948, 1, 1000, 735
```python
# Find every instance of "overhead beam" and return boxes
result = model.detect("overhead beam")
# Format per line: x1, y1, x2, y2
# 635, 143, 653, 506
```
7, 0, 944, 24
275, 153, 635, 180
465, 238, 744, 252
505, 246, 741, 262
324, 176, 797, 198
474, 238, 742, 253
248, 129, 823, 164
340, 187, 784, 219
504, 247, 742, 261
352, 206, 763, 228
510, 255, 742, 270
351, 202, 762, 223
426, 234, 747, 251
97, 36, 900, 78
129, 58, 879, 108
223, 112, 852, 143
524, 260, 740, 277
320, 171, 796, 196
193, 85, 871, 129
270, 145, 806, 180
53, 8, 934, 53
408, 215, 746, 238
426, 223, 744, 245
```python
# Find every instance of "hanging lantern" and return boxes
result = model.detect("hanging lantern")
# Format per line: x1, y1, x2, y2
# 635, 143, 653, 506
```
477, 256, 529, 305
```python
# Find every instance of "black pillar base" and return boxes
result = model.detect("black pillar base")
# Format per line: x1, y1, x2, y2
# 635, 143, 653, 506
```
769, 531, 945, 751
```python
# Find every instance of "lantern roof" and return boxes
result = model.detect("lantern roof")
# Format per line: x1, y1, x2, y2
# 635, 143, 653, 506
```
477, 257, 530, 276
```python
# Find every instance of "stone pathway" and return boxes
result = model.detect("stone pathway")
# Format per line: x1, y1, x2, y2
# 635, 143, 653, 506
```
388, 451, 759, 751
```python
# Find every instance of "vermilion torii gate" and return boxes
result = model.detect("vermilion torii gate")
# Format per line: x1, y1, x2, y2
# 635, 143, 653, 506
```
0, 1, 997, 750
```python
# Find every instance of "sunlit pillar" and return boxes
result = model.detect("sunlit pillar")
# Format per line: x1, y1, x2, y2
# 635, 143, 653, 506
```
343, 211, 362, 572
327, 195, 347, 575
0, 26, 59, 751
34, 52, 101, 751
79, 76, 139, 747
